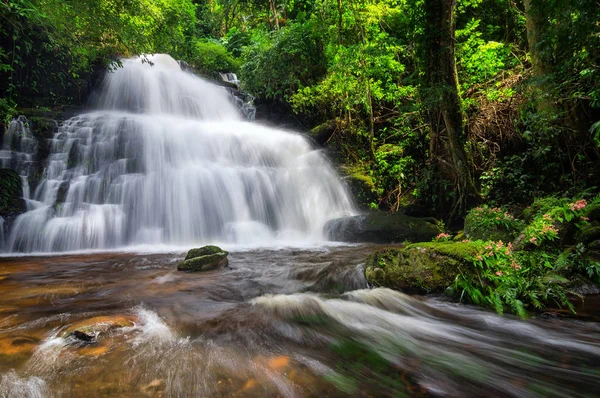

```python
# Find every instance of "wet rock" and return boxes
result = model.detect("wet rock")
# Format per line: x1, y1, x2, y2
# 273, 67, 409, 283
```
343, 171, 378, 211
365, 242, 478, 294
325, 212, 441, 244
178, 245, 229, 272
71, 330, 94, 342
309, 120, 336, 146
567, 275, 600, 296
62, 315, 136, 340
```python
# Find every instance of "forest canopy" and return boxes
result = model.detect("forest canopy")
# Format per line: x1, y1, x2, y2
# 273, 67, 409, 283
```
1, 0, 599, 216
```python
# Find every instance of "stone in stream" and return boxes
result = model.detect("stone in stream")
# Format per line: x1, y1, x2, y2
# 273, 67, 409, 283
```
324, 211, 441, 244
177, 245, 229, 272
365, 242, 478, 294
62, 315, 137, 342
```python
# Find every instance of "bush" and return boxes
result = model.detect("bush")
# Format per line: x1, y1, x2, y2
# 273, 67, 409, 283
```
464, 206, 524, 242
188, 40, 240, 79
239, 21, 327, 102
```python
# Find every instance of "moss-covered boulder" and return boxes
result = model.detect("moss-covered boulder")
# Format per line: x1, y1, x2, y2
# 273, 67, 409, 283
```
308, 120, 336, 146
365, 242, 478, 294
343, 171, 378, 210
178, 245, 229, 272
325, 212, 441, 244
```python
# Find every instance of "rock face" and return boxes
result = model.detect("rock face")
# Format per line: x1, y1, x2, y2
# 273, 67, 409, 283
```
324, 212, 441, 244
365, 242, 477, 294
177, 245, 229, 272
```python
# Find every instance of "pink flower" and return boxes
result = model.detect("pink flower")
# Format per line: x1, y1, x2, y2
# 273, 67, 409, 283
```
507, 242, 513, 252
510, 261, 522, 270
569, 199, 587, 211
436, 233, 450, 240
582, 217, 589, 221
529, 236, 537, 244
495, 271, 503, 276
462, 239, 470, 243
543, 214, 552, 221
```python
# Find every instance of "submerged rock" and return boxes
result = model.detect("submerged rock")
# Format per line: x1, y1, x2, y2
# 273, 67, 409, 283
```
325, 212, 440, 244
62, 315, 136, 342
178, 245, 229, 272
365, 242, 478, 294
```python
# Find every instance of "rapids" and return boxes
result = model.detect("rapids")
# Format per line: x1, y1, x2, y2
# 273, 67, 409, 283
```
0, 247, 599, 397
3, 54, 354, 252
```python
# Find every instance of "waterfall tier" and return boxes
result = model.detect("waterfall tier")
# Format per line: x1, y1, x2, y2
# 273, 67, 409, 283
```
4, 54, 354, 252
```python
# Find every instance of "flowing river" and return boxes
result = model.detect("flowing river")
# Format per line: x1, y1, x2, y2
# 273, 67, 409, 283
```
1, 246, 600, 397
1, 55, 599, 397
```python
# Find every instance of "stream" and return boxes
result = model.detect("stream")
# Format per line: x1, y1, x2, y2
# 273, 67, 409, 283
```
1, 245, 599, 397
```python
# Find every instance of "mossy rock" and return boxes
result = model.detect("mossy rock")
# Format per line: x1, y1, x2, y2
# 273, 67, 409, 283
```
0, 169, 26, 216
308, 120, 336, 146
185, 245, 227, 260
464, 213, 519, 242
325, 212, 441, 244
178, 245, 229, 272
365, 242, 478, 294
344, 172, 378, 210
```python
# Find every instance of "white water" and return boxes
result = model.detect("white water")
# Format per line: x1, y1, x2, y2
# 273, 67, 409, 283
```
4, 54, 354, 252
0, 116, 37, 200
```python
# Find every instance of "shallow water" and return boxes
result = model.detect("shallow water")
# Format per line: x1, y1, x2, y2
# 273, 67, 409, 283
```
1, 246, 599, 397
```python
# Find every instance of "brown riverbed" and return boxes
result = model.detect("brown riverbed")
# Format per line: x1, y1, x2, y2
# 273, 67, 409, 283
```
1, 245, 599, 397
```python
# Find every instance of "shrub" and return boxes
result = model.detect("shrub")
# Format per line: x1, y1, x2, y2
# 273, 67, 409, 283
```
188, 40, 240, 79
464, 205, 524, 242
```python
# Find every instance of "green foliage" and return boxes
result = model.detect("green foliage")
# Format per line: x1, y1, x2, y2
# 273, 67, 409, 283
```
456, 19, 514, 87
240, 20, 327, 102
465, 206, 524, 237
454, 239, 574, 318
455, 195, 600, 318
189, 40, 240, 78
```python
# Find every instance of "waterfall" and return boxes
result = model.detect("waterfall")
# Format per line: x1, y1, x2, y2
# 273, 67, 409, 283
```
5, 54, 354, 252
0, 115, 37, 200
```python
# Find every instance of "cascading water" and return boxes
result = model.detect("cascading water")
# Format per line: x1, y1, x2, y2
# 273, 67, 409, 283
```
5, 54, 354, 252
0, 115, 38, 200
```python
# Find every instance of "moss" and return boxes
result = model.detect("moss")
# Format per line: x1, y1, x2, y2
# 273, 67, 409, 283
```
178, 252, 228, 272
464, 212, 519, 242
185, 245, 227, 260
365, 242, 477, 294
343, 168, 378, 210
325, 212, 441, 243
308, 120, 336, 146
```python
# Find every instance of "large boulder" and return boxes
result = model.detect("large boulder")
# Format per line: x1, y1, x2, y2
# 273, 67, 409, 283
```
177, 245, 229, 272
325, 212, 441, 244
365, 242, 478, 294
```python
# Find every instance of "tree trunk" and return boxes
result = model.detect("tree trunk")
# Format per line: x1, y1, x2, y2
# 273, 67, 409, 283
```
523, 0, 553, 111
423, 0, 476, 215
269, 0, 280, 30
